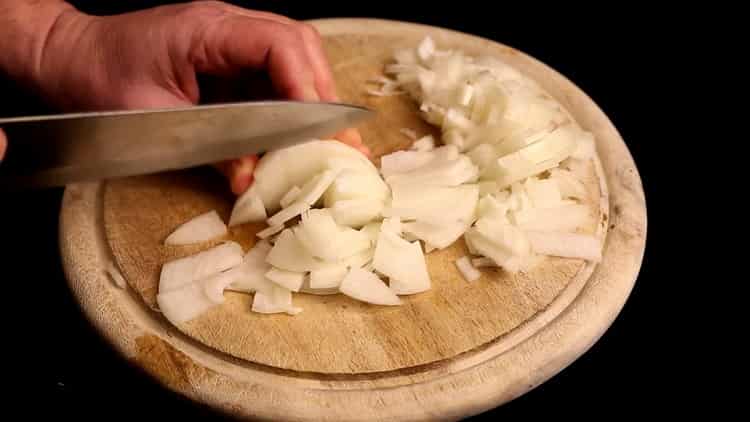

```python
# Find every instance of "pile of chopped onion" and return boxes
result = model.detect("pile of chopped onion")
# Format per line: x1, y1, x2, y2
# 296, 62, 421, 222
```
154, 38, 603, 325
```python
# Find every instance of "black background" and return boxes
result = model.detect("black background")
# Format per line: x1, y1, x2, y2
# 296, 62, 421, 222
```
1, 1, 678, 420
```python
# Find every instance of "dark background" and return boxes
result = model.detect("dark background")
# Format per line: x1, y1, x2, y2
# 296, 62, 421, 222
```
1, 1, 677, 420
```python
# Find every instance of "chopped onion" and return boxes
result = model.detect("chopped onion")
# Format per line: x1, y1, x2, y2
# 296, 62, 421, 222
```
279, 186, 302, 209
229, 186, 267, 227
455, 256, 481, 282
166, 210, 227, 245
402, 220, 469, 250
309, 264, 348, 289
265, 229, 322, 272
331, 198, 384, 228
227, 241, 275, 294
257, 224, 284, 239
266, 201, 310, 227
339, 268, 402, 306
387, 184, 478, 224
252, 140, 376, 212
157, 267, 240, 324
252, 285, 302, 315
265, 268, 306, 292
294, 209, 371, 260
373, 230, 431, 295
157, 281, 217, 324
159, 242, 243, 293
525, 231, 602, 261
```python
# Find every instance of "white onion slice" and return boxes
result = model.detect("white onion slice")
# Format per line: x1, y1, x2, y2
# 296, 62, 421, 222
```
159, 242, 243, 293
265, 268, 306, 292
309, 263, 348, 289
229, 186, 267, 227
373, 231, 430, 295
252, 285, 302, 315
525, 231, 602, 261
257, 224, 284, 239
279, 186, 302, 209
265, 229, 322, 272
266, 201, 310, 227
227, 241, 275, 294
339, 268, 402, 306
165, 210, 227, 245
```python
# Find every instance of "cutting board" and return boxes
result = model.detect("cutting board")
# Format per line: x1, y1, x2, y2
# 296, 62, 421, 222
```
59, 19, 647, 421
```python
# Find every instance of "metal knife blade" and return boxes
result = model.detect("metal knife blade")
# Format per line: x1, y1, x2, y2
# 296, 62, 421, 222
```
0, 101, 373, 189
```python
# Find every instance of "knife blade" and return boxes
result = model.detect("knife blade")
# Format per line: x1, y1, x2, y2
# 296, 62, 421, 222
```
0, 100, 373, 189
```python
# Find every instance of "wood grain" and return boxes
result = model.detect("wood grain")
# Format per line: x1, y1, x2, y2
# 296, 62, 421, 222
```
60, 19, 645, 420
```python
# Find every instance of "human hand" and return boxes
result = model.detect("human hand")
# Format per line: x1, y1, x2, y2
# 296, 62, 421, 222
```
0, 1, 367, 192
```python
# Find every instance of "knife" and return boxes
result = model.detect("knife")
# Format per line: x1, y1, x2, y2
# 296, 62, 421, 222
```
0, 100, 373, 189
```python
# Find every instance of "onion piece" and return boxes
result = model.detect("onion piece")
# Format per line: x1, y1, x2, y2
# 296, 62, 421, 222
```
339, 268, 402, 306
266, 201, 310, 227
227, 241, 275, 294
525, 231, 602, 261
331, 198, 384, 228
324, 169, 390, 207
265, 229, 322, 272
387, 184, 478, 224
157, 281, 217, 324
279, 186, 302, 209
385, 155, 478, 187
309, 263, 348, 289
379, 150, 435, 177
265, 268, 306, 292
257, 224, 284, 239
159, 242, 243, 293
402, 220, 469, 250
294, 209, 371, 260
166, 210, 227, 245
252, 285, 302, 315
157, 267, 240, 324
229, 186, 267, 227
373, 230, 431, 295
455, 256, 481, 282
252, 140, 376, 212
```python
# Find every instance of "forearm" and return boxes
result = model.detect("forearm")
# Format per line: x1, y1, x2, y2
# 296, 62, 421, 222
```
0, 0, 79, 86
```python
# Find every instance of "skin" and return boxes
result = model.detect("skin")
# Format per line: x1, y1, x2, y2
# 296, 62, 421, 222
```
0, 0, 369, 194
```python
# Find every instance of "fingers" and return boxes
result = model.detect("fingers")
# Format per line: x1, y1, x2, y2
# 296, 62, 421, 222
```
0, 128, 6, 162
214, 155, 258, 195
188, 16, 319, 101
297, 23, 338, 102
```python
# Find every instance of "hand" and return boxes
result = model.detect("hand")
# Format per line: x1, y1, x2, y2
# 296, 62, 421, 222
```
0, 1, 368, 192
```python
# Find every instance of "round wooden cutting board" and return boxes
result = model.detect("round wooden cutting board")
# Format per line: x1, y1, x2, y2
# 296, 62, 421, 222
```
59, 19, 647, 421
